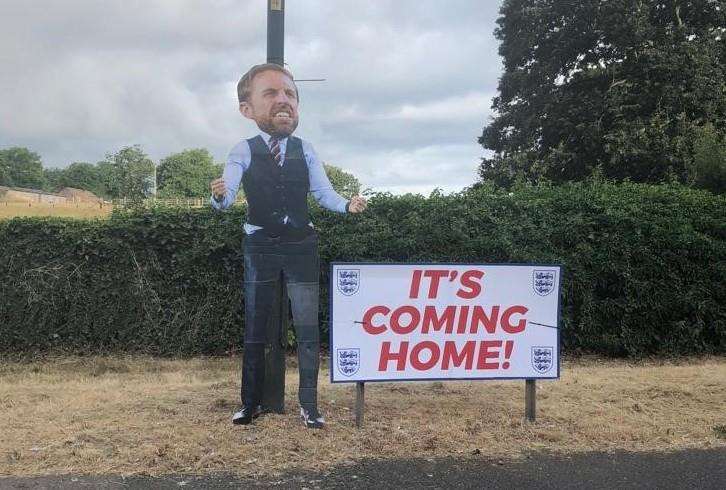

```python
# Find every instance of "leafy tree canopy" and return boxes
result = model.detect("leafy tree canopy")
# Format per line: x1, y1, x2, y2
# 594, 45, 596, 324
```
0, 147, 47, 189
687, 122, 726, 193
157, 148, 218, 198
43, 168, 65, 193
55, 162, 107, 196
479, 0, 726, 191
101, 145, 155, 200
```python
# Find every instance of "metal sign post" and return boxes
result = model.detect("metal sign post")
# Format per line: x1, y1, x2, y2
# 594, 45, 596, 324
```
525, 379, 536, 422
355, 382, 365, 428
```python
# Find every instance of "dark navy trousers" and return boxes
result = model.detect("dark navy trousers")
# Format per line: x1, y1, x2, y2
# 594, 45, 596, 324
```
242, 230, 320, 413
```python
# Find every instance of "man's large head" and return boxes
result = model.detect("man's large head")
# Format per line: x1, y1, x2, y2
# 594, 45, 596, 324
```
237, 63, 299, 138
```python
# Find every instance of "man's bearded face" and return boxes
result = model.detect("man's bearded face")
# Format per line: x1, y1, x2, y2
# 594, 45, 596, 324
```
241, 70, 299, 138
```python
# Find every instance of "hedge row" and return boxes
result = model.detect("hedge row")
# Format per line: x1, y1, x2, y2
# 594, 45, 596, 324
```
1, 181, 724, 357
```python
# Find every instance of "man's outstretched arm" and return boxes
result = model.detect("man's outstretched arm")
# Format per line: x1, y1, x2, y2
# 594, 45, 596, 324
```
210, 141, 249, 210
303, 140, 366, 213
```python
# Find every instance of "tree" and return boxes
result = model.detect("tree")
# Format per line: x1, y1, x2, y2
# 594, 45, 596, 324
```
52, 162, 107, 196
43, 168, 65, 192
687, 123, 726, 194
479, 0, 726, 187
0, 147, 47, 189
0, 152, 10, 186
96, 161, 119, 199
101, 145, 155, 199
157, 148, 218, 198
323, 163, 361, 199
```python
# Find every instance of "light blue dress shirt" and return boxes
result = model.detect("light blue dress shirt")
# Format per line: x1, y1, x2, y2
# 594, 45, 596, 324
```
210, 131, 349, 234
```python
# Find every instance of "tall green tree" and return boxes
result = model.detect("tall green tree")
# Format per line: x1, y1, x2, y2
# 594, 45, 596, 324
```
157, 148, 218, 198
101, 145, 155, 199
479, 0, 726, 187
0, 147, 47, 189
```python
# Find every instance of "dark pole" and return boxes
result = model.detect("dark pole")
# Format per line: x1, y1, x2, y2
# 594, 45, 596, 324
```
261, 0, 288, 415
525, 379, 536, 422
355, 382, 365, 428
267, 0, 285, 66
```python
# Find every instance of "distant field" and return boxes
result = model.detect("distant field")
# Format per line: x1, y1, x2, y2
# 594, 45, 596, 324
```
0, 201, 112, 219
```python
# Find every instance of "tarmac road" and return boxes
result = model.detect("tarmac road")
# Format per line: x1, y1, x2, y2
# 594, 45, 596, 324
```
1, 448, 724, 489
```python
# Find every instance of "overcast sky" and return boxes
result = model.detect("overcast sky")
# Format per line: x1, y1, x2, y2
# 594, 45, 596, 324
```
0, 1, 503, 194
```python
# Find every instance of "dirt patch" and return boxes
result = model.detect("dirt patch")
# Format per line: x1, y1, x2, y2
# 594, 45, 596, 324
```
0, 356, 724, 478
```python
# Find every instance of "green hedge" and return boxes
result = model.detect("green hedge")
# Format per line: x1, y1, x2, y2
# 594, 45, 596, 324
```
1, 181, 724, 356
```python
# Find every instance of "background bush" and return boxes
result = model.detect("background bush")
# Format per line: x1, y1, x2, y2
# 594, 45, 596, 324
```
1, 181, 723, 357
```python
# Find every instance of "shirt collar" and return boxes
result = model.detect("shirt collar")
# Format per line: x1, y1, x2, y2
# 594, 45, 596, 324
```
259, 130, 288, 146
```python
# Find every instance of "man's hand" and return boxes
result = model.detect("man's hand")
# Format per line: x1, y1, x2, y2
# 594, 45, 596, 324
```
348, 195, 367, 213
210, 178, 227, 200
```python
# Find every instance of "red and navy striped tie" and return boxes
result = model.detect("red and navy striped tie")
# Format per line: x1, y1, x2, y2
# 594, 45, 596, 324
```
269, 137, 281, 165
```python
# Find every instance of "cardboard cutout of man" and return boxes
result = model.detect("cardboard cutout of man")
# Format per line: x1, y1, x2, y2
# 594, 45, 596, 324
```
210, 63, 366, 429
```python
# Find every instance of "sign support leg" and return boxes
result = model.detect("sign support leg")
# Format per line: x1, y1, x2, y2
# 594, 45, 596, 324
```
525, 379, 536, 422
355, 382, 365, 428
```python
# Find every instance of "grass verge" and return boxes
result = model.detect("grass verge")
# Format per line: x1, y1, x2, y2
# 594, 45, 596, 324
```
0, 356, 724, 477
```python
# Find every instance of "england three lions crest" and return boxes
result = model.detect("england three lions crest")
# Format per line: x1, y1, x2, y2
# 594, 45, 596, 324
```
531, 346, 554, 373
337, 348, 360, 377
337, 269, 360, 296
533, 269, 556, 296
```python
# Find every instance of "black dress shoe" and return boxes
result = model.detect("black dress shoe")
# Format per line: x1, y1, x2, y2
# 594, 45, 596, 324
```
232, 405, 263, 425
300, 407, 325, 429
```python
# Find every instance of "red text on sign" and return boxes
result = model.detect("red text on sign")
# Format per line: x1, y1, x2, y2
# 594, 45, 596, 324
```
408, 269, 486, 299
378, 340, 515, 372
362, 304, 529, 336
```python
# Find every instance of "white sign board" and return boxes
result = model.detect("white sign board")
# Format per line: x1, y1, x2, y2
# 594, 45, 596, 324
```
330, 263, 561, 383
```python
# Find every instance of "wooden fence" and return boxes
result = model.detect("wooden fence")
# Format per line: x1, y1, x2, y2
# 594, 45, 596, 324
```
112, 197, 246, 208
1, 197, 246, 210
1, 200, 109, 208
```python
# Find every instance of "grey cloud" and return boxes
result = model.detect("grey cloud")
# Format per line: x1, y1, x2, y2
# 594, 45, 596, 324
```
0, 0, 503, 194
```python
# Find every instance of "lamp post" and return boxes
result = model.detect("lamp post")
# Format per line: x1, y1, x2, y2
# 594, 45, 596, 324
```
261, 0, 288, 414
267, 0, 284, 66
260, 0, 325, 414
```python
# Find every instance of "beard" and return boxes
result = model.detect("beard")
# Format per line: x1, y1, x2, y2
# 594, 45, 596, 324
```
255, 105, 299, 138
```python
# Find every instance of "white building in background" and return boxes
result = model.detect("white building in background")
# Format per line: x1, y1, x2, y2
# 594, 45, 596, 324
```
0, 185, 103, 204
0, 185, 66, 204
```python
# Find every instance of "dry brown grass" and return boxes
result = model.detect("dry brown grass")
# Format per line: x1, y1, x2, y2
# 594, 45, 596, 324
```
0, 356, 724, 478
0, 202, 112, 219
